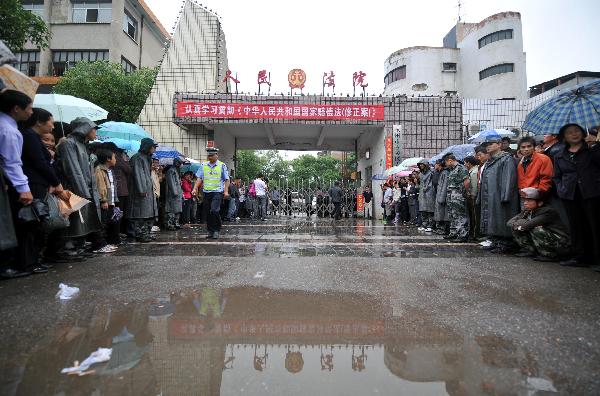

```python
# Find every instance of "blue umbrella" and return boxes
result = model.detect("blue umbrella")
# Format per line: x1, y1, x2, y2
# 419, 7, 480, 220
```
97, 137, 141, 152
97, 121, 150, 141
153, 145, 184, 159
468, 129, 514, 144
430, 144, 476, 164
523, 79, 600, 135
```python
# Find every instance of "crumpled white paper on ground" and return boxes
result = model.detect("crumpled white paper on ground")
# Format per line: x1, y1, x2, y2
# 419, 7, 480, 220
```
61, 348, 112, 375
56, 283, 80, 300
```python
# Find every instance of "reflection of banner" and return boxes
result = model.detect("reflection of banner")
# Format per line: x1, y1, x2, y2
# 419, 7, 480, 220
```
357, 194, 364, 212
385, 135, 393, 169
169, 319, 384, 340
392, 125, 403, 166
176, 101, 385, 121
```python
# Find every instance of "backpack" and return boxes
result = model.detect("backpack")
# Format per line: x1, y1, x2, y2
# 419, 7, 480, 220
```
249, 182, 257, 197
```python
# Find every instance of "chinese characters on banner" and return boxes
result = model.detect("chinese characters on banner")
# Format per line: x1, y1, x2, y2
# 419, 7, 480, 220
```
385, 135, 393, 169
392, 125, 403, 166
169, 319, 385, 339
176, 102, 385, 121
357, 193, 365, 212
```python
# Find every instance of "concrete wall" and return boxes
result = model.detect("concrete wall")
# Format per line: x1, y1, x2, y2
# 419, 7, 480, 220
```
384, 47, 459, 96
383, 12, 527, 100
457, 12, 527, 99
22, 0, 166, 76
137, 1, 228, 161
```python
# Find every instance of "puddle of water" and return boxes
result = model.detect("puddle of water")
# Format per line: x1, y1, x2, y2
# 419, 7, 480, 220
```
0, 287, 564, 395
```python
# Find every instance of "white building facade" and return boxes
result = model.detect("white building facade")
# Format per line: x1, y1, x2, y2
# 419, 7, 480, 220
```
384, 12, 527, 100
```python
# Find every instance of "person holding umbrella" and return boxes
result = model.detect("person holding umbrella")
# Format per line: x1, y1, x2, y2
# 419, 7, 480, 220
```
553, 124, 600, 268
192, 148, 229, 239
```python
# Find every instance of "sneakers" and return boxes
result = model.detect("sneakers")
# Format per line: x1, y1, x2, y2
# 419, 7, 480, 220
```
93, 245, 118, 254
151, 226, 160, 233
417, 227, 425, 231
424, 228, 433, 233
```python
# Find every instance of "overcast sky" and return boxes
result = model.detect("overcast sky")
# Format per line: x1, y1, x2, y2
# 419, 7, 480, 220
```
145, 0, 599, 96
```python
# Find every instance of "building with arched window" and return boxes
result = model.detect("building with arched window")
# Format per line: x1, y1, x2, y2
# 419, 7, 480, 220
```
384, 12, 527, 100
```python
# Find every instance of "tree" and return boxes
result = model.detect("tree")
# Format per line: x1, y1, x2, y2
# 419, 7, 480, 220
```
0, 0, 51, 52
235, 150, 267, 183
53, 61, 157, 123
288, 155, 342, 187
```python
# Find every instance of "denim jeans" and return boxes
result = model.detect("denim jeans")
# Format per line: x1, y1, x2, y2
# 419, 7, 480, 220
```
227, 198, 237, 219
256, 195, 267, 219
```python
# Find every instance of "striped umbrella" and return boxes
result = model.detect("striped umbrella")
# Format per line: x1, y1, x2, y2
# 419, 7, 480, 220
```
523, 79, 600, 135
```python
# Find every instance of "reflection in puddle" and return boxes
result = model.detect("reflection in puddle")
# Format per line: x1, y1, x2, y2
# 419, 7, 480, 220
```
1, 287, 559, 395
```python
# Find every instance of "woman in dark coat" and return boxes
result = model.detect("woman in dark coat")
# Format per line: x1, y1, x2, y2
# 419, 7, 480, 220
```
553, 124, 600, 268
20, 108, 69, 271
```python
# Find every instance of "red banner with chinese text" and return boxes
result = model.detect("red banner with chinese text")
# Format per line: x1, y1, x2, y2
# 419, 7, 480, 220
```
175, 101, 385, 121
385, 135, 393, 169
357, 193, 365, 212
168, 318, 385, 340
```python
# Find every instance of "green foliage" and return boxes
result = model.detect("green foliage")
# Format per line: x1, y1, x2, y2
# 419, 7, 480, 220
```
288, 154, 341, 186
235, 150, 345, 187
235, 150, 268, 182
53, 61, 157, 123
0, 0, 51, 52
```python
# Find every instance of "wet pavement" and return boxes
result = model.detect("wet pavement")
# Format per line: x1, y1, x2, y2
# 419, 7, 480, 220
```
1, 218, 599, 395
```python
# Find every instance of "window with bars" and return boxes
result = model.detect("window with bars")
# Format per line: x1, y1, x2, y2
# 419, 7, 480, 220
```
71, 1, 112, 23
121, 56, 136, 73
478, 29, 513, 49
123, 10, 138, 41
51, 50, 108, 76
384, 65, 406, 86
479, 63, 514, 80
12, 51, 40, 77
21, 0, 45, 18
442, 62, 457, 72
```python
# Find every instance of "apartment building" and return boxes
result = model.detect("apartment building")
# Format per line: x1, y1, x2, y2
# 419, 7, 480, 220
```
15, 0, 169, 85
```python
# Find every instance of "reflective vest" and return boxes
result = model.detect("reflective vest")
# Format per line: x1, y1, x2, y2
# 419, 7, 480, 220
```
202, 161, 224, 192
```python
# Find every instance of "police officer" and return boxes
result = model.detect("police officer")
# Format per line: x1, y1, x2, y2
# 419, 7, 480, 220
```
192, 148, 230, 239
443, 153, 470, 243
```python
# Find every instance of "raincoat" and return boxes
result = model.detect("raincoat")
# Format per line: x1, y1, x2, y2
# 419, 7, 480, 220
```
478, 151, 519, 237
418, 166, 435, 212
126, 141, 158, 220
55, 119, 101, 237
164, 165, 183, 214
434, 168, 450, 222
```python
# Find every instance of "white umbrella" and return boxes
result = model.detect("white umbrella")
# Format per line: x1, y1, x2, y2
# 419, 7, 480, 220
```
33, 93, 108, 123
468, 128, 515, 144
399, 157, 424, 168
384, 165, 409, 177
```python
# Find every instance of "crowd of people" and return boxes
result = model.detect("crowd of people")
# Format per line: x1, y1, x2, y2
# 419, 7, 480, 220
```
0, 89, 230, 278
379, 131, 599, 268
1, 86, 598, 278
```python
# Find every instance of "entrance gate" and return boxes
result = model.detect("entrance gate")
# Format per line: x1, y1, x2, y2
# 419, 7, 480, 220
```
238, 178, 361, 219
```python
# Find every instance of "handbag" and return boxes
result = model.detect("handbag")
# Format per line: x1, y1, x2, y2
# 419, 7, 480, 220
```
18, 199, 49, 223
42, 193, 70, 232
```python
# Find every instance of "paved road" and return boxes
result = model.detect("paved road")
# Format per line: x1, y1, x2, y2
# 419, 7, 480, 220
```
0, 218, 599, 395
